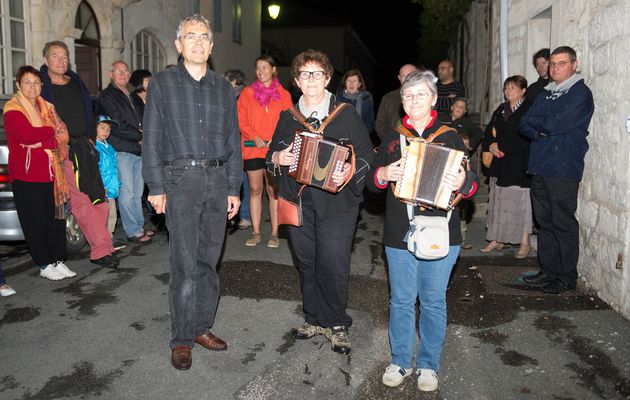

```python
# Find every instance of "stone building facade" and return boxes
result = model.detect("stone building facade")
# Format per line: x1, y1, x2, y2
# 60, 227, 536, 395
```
1, 0, 260, 96
458, 0, 630, 318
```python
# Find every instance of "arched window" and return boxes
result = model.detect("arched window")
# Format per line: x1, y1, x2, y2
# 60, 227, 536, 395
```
0, 0, 28, 94
74, 1, 101, 94
131, 31, 166, 73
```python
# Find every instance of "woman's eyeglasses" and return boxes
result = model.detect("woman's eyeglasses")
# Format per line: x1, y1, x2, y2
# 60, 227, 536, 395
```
298, 71, 325, 80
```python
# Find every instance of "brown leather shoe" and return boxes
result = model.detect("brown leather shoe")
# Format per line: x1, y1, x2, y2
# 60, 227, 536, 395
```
194, 330, 228, 351
171, 346, 192, 370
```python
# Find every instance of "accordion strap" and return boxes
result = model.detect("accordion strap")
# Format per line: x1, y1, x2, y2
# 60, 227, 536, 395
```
395, 124, 456, 143
289, 103, 349, 134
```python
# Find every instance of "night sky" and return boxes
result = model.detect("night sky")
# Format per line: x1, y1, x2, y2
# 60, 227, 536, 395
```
262, 0, 423, 103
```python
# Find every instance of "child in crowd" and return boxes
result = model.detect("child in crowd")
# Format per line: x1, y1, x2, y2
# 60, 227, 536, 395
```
94, 116, 122, 244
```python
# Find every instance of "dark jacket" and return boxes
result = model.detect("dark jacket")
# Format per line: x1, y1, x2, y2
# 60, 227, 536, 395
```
336, 90, 375, 134
367, 112, 477, 249
525, 76, 549, 103
69, 136, 106, 204
266, 99, 375, 220
439, 113, 484, 153
375, 89, 404, 140
97, 83, 143, 155
520, 77, 594, 181
40, 64, 94, 139
486, 101, 532, 188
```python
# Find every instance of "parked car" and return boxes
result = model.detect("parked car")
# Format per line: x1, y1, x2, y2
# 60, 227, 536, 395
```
0, 97, 86, 254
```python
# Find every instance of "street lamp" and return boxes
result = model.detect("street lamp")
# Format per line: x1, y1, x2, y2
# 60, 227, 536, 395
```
268, 3, 280, 19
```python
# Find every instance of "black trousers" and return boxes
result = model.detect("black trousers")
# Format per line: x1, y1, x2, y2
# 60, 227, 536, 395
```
530, 176, 579, 287
287, 192, 358, 328
12, 180, 66, 266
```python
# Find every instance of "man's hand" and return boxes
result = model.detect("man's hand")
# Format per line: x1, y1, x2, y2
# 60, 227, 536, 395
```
227, 196, 240, 220
148, 194, 166, 214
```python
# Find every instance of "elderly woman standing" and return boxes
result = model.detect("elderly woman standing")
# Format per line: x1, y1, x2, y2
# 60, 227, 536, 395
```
238, 56, 293, 248
266, 49, 374, 355
367, 70, 476, 392
4, 65, 75, 280
480, 75, 533, 258
336, 69, 375, 135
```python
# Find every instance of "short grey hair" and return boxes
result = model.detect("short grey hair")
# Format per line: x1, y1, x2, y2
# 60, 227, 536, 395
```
43, 40, 69, 58
176, 14, 213, 42
400, 70, 438, 97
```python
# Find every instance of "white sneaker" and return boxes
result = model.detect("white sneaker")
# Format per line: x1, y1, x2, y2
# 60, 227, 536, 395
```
382, 363, 412, 387
417, 368, 439, 391
54, 261, 77, 278
40, 264, 65, 281
0, 284, 16, 297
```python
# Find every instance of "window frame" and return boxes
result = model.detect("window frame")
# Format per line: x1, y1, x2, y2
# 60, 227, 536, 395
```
130, 30, 166, 73
0, 0, 30, 95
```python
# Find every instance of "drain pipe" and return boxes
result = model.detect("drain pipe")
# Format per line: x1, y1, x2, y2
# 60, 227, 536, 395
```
499, 0, 508, 83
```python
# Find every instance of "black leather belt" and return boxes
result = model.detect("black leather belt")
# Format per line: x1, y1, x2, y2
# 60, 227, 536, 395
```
168, 159, 224, 167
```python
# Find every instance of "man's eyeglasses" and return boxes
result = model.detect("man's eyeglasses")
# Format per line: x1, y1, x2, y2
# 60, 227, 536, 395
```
549, 60, 573, 68
402, 92, 433, 102
112, 68, 130, 74
298, 71, 325, 80
182, 33, 211, 42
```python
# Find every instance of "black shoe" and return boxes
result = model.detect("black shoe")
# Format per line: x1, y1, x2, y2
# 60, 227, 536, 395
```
110, 253, 120, 267
522, 271, 555, 285
91, 255, 118, 269
542, 280, 575, 294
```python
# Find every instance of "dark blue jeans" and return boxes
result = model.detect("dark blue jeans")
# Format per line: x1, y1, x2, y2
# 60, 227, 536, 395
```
165, 163, 228, 348
530, 175, 579, 287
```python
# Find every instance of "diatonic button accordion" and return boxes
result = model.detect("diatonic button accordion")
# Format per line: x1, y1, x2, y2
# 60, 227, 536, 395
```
288, 131, 352, 193
394, 138, 466, 210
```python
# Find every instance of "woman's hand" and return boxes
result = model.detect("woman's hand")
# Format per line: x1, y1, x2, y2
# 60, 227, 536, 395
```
332, 163, 352, 187
272, 143, 295, 166
443, 166, 466, 192
489, 142, 504, 158
254, 136, 268, 148
376, 159, 404, 183
21, 142, 42, 149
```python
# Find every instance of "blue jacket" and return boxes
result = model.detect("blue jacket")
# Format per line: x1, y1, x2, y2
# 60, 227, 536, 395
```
96, 139, 120, 199
519, 78, 594, 181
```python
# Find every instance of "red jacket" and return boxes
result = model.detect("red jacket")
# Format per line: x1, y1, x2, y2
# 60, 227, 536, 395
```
237, 84, 293, 160
5, 110, 57, 182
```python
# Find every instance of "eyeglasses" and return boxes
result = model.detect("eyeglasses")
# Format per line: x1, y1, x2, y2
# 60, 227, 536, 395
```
298, 71, 326, 80
182, 33, 211, 42
549, 60, 573, 68
402, 92, 433, 102
112, 68, 130, 74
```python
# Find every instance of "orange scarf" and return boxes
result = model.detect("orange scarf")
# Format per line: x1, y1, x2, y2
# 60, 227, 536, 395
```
5, 92, 70, 218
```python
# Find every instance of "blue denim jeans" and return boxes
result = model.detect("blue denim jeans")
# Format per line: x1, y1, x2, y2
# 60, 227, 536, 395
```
384, 246, 460, 372
117, 152, 145, 237
164, 163, 227, 348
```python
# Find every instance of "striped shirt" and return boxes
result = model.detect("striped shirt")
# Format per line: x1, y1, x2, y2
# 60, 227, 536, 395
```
435, 80, 465, 114
142, 62, 242, 196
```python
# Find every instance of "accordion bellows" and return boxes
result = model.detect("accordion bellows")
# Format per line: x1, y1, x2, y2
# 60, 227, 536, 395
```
394, 138, 465, 210
288, 131, 352, 193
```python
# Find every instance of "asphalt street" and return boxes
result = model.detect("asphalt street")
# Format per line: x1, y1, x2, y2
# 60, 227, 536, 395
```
1, 192, 629, 400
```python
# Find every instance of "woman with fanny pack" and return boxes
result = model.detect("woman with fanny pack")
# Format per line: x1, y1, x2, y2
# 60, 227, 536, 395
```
367, 70, 476, 392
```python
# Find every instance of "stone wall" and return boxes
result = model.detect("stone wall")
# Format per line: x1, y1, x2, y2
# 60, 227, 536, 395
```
462, 0, 630, 318
28, 0, 259, 89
